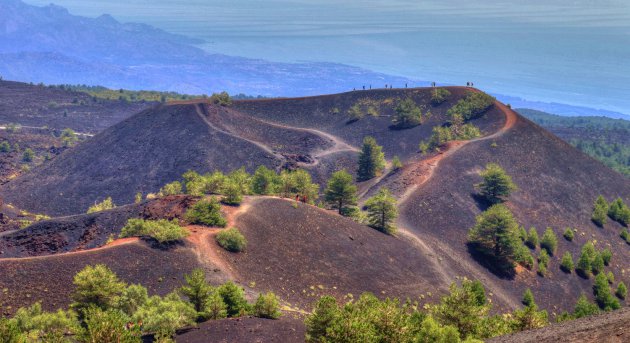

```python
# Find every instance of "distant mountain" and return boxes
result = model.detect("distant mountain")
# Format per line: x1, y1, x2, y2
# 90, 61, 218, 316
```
0, 0, 414, 96
0, 0, 627, 119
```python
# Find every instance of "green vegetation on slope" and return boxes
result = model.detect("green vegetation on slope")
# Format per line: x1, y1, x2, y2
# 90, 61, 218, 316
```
519, 108, 630, 177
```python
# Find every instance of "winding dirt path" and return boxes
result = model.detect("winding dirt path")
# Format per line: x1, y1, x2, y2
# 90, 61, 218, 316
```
187, 101, 359, 169
0, 237, 140, 261
390, 92, 519, 308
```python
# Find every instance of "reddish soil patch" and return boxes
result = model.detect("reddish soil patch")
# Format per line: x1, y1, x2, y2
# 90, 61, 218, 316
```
398, 112, 630, 312
0, 195, 196, 257
489, 307, 630, 343
176, 316, 306, 343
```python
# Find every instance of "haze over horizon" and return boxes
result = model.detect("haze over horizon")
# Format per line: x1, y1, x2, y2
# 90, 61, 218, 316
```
20, 0, 630, 115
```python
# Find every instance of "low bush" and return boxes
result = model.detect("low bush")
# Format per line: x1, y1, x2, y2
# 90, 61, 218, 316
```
447, 92, 495, 120
540, 228, 558, 256
617, 282, 627, 300
431, 88, 451, 105
186, 198, 227, 227
216, 228, 247, 252
87, 197, 115, 214
159, 181, 183, 196
210, 91, 232, 106
563, 228, 574, 241
120, 218, 188, 244
253, 292, 282, 319
560, 252, 574, 273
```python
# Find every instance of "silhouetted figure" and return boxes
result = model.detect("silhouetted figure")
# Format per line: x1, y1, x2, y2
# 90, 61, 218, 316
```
390, 85, 393, 89
471, 82, 474, 87
466, 82, 470, 87
432, 82, 436, 87
405, 83, 408, 88
363, 85, 365, 90
369, 85, 372, 89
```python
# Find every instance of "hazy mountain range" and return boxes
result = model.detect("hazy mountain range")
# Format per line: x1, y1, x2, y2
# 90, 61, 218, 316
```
1, 0, 628, 119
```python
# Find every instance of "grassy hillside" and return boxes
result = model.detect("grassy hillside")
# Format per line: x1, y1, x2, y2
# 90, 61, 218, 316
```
518, 108, 630, 176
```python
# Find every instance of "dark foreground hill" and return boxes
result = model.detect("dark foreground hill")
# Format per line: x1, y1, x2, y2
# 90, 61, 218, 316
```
0, 87, 629, 337
489, 307, 630, 343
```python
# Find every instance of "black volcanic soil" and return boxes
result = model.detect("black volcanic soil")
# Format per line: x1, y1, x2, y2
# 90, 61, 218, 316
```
0, 195, 196, 257
220, 197, 454, 311
0, 240, 202, 316
399, 113, 630, 312
489, 307, 630, 343
176, 316, 305, 343
0, 80, 152, 133
0, 104, 281, 216
233, 87, 503, 160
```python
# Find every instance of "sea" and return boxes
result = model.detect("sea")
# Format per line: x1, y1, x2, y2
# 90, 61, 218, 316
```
23, 0, 630, 115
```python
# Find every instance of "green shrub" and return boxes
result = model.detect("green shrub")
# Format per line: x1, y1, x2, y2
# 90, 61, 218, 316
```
22, 148, 34, 162
185, 198, 227, 227
71, 264, 127, 314
391, 156, 402, 170
477, 163, 517, 204
540, 228, 558, 256
120, 218, 188, 244
468, 204, 521, 273
560, 252, 574, 273
563, 228, 574, 241
217, 282, 250, 317
251, 165, 281, 195
216, 228, 247, 252
117, 284, 149, 316
347, 98, 379, 121
537, 250, 550, 277
357, 136, 386, 181
365, 188, 398, 235
393, 98, 423, 128
573, 294, 599, 319
0, 141, 10, 153
431, 88, 451, 105
132, 292, 196, 340
159, 181, 183, 196
324, 170, 358, 215
601, 248, 612, 266
205, 291, 228, 320
87, 197, 115, 214
447, 92, 495, 120
10, 302, 79, 341
222, 179, 243, 205
179, 269, 213, 316
606, 271, 615, 285
591, 195, 609, 227
518, 226, 527, 242
591, 253, 604, 275
622, 228, 630, 243
210, 91, 232, 106
616, 282, 627, 300
593, 273, 620, 311
608, 197, 630, 226
253, 292, 282, 319
0, 317, 24, 342
81, 307, 140, 343
576, 242, 596, 278
515, 245, 534, 270
525, 228, 539, 249
522, 289, 534, 307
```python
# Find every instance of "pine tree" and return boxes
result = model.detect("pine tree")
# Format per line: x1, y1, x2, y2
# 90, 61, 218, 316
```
591, 253, 605, 275
392, 98, 423, 128
477, 163, 517, 204
563, 228, 574, 241
467, 204, 521, 273
593, 273, 620, 311
357, 136, 385, 181
179, 269, 213, 318
540, 228, 558, 256
365, 188, 398, 235
324, 170, 358, 215
526, 227, 539, 249
573, 294, 599, 319
616, 282, 627, 300
560, 252, 574, 273
591, 195, 608, 227
577, 245, 593, 278
522, 289, 534, 307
